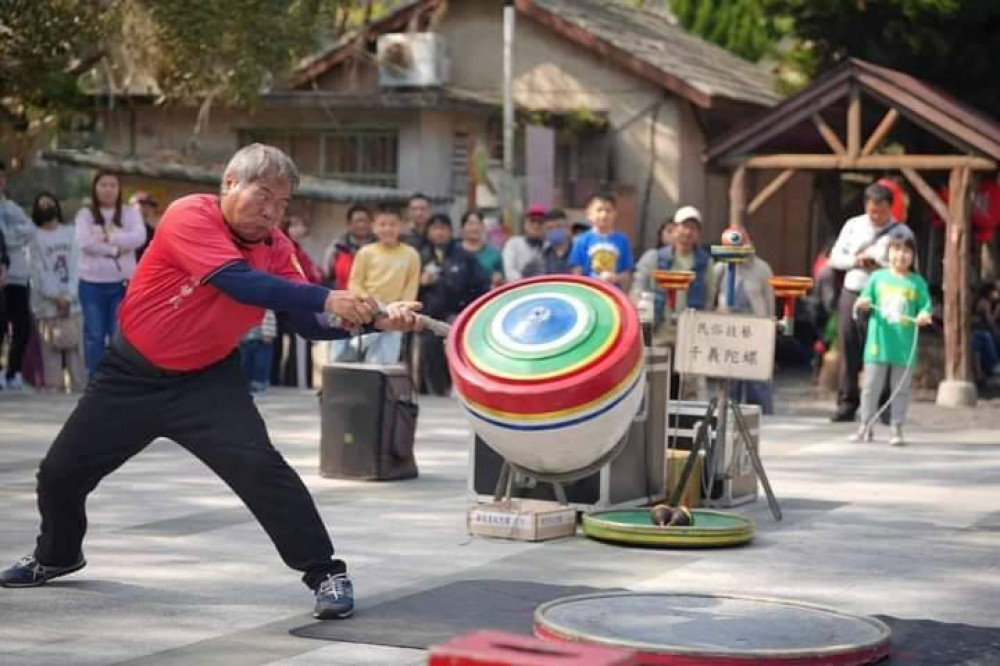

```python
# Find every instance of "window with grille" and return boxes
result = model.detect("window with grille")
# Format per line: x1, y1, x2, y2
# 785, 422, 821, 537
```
239, 129, 399, 187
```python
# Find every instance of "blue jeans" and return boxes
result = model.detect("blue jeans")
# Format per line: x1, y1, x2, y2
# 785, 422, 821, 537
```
329, 332, 402, 365
360, 332, 403, 364
972, 329, 1000, 375
240, 339, 274, 391
730, 380, 774, 415
79, 280, 126, 378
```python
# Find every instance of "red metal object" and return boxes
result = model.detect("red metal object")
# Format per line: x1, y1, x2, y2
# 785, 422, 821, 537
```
653, 270, 695, 312
428, 630, 640, 666
770, 276, 814, 328
932, 180, 1000, 241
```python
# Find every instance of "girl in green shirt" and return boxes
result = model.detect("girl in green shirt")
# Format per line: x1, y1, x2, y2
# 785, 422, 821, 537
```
853, 236, 932, 446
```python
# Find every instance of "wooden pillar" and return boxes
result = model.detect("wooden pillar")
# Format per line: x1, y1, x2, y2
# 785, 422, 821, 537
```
941, 165, 975, 403
846, 87, 861, 159
729, 164, 747, 229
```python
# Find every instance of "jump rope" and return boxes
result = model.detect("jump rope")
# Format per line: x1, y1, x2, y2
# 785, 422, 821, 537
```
850, 302, 924, 433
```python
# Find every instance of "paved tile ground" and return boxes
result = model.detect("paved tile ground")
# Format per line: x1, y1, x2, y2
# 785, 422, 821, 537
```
0, 376, 998, 665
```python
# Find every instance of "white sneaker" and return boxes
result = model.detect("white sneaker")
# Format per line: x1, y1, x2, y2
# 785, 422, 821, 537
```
5, 374, 23, 391
849, 427, 873, 443
889, 424, 905, 447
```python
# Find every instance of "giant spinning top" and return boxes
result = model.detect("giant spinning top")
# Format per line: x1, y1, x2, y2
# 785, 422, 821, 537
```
447, 275, 645, 480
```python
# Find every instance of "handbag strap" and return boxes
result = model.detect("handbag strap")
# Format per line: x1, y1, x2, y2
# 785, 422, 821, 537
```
856, 221, 901, 255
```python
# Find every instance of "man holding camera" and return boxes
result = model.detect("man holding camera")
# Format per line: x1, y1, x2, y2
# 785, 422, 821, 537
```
828, 183, 915, 423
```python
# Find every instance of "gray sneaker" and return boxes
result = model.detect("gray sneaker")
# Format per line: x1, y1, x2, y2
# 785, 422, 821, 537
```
889, 424, 905, 446
0, 555, 87, 588
313, 573, 354, 619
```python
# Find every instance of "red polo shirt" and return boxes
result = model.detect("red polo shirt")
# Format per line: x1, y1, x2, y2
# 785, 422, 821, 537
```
119, 194, 307, 371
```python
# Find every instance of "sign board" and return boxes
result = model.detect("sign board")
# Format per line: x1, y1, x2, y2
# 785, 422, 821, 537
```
674, 311, 775, 381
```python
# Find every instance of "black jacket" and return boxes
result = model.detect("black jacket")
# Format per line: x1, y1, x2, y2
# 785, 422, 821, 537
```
418, 240, 489, 320
0, 226, 8, 268
522, 242, 572, 278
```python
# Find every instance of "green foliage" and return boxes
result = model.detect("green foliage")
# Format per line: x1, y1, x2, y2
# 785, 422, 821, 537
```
0, 0, 119, 127
119, 0, 350, 104
669, 0, 781, 63
763, 0, 1000, 115
0, 0, 392, 130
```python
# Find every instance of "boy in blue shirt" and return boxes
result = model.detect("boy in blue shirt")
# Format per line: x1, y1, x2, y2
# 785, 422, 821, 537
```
569, 194, 634, 290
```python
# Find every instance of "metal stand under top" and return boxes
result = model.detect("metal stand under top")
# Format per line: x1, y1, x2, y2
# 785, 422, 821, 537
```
669, 257, 782, 521
491, 425, 634, 506
668, 384, 781, 521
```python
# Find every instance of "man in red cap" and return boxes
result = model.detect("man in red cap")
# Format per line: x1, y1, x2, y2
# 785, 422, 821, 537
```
501, 204, 546, 281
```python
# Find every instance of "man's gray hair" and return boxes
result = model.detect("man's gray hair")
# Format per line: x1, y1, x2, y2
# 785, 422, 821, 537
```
221, 143, 300, 194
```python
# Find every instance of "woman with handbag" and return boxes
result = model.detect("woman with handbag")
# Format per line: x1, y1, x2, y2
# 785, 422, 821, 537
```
28, 192, 86, 391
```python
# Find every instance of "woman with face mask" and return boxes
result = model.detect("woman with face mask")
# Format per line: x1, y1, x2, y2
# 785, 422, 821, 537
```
28, 192, 86, 391
521, 210, 574, 278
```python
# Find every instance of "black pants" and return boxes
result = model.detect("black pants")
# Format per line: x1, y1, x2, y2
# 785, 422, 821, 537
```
419, 330, 451, 396
33, 336, 343, 589
836, 289, 889, 415
1, 284, 30, 379
271, 313, 312, 388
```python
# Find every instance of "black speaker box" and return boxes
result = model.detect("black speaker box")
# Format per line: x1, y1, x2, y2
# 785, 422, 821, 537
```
319, 363, 418, 481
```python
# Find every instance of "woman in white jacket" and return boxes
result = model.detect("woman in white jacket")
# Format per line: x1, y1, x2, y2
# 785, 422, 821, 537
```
28, 192, 86, 391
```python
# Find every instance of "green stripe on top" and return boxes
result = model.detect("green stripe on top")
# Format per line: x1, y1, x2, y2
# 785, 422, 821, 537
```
486, 293, 595, 360
464, 283, 619, 380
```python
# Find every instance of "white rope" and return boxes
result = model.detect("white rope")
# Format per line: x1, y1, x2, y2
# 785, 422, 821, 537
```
856, 307, 923, 432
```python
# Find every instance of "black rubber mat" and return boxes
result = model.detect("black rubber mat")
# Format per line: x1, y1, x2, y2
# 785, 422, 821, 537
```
289, 579, 612, 649
290, 579, 1000, 665
880, 616, 1000, 665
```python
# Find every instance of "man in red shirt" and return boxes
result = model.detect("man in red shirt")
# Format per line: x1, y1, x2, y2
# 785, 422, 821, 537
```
0, 144, 422, 621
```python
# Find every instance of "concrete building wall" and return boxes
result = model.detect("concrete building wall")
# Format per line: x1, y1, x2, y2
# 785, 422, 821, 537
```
437, 0, 684, 246
99, 104, 419, 167
96, 103, 476, 253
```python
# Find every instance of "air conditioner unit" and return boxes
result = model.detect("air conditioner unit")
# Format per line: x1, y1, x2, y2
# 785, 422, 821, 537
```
377, 33, 449, 88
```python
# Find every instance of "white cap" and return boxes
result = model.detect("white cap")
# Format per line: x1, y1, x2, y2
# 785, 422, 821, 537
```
673, 205, 702, 225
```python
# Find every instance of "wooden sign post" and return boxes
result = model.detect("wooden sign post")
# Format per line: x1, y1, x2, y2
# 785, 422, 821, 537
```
671, 309, 781, 521
675, 311, 776, 382
668, 219, 784, 523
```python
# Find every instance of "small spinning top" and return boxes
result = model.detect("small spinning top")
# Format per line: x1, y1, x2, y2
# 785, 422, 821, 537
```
652, 270, 695, 314
649, 504, 694, 527
711, 227, 756, 263
769, 276, 814, 336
